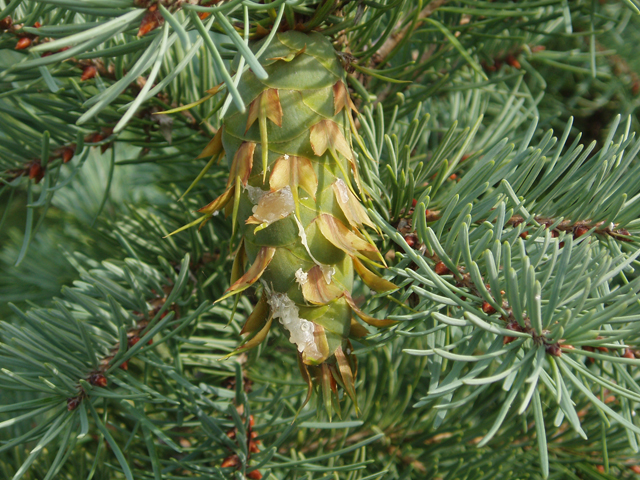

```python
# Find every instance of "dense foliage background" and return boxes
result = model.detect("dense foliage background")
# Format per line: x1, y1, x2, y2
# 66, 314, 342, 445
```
2, 0, 640, 479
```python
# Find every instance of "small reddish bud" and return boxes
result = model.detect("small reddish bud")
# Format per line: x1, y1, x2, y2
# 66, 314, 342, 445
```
623, 348, 635, 359
89, 373, 108, 388
596, 346, 609, 353
505, 322, 522, 333
128, 336, 140, 347
198, 12, 211, 20
62, 147, 74, 163
404, 234, 417, 248
16, 37, 32, 50
434, 261, 450, 276
505, 54, 521, 69
550, 229, 559, 238
119, 360, 129, 370
138, 6, 163, 37
449, 174, 458, 181
531, 45, 546, 53
28, 163, 43, 182
28, 163, 40, 178
545, 343, 562, 357
147, 337, 153, 345
482, 302, 496, 315
616, 228, 631, 236
34, 21, 41, 28
249, 441, 260, 453
91, 133, 104, 144
583, 346, 595, 353
0, 16, 13, 30
221, 455, 239, 468
596, 465, 605, 473
412, 198, 417, 207
425, 209, 440, 222
81, 65, 97, 81
67, 396, 81, 411
249, 415, 255, 427
630, 465, 640, 474
574, 226, 589, 238
247, 471, 262, 480
226, 429, 236, 439
558, 241, 565, 248
519, 231, 529, 239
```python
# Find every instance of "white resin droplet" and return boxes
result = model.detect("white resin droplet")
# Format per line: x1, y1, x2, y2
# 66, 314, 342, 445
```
266, 292, 323, 361
251, 186, 295, 224
320, 265, 335, 284
295, 268, 308, 286
246, 185, 266, 205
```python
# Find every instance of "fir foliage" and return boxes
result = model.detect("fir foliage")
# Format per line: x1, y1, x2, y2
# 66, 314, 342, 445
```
1, 0, 640, 479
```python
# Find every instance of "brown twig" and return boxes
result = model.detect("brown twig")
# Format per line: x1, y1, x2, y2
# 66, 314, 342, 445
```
596, 41, 640, 96
372, 0, 448, 67
507, 215, 632, 242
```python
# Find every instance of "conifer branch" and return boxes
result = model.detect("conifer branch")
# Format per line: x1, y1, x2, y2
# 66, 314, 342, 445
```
2, 1, 640, 479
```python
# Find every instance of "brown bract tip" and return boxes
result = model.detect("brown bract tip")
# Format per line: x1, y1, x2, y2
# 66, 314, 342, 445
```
270, 154, 318, 199
245, 89, 282, 133
315, 214, 377, 258
310, 120, 353, 160
333, 81, 356, 115
301, 266, 343, 304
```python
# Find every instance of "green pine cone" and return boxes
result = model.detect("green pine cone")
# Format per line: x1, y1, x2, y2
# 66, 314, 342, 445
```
197, 31, 396, 414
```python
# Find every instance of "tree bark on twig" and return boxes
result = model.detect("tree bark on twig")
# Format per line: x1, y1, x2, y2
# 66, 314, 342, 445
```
372, 0, 448, 67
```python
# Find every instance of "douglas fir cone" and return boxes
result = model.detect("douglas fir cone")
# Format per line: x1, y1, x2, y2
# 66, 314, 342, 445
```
191, 31, 396, 416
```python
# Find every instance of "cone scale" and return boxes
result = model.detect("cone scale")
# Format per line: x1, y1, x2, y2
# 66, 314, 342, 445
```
197, 31, 396, 416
